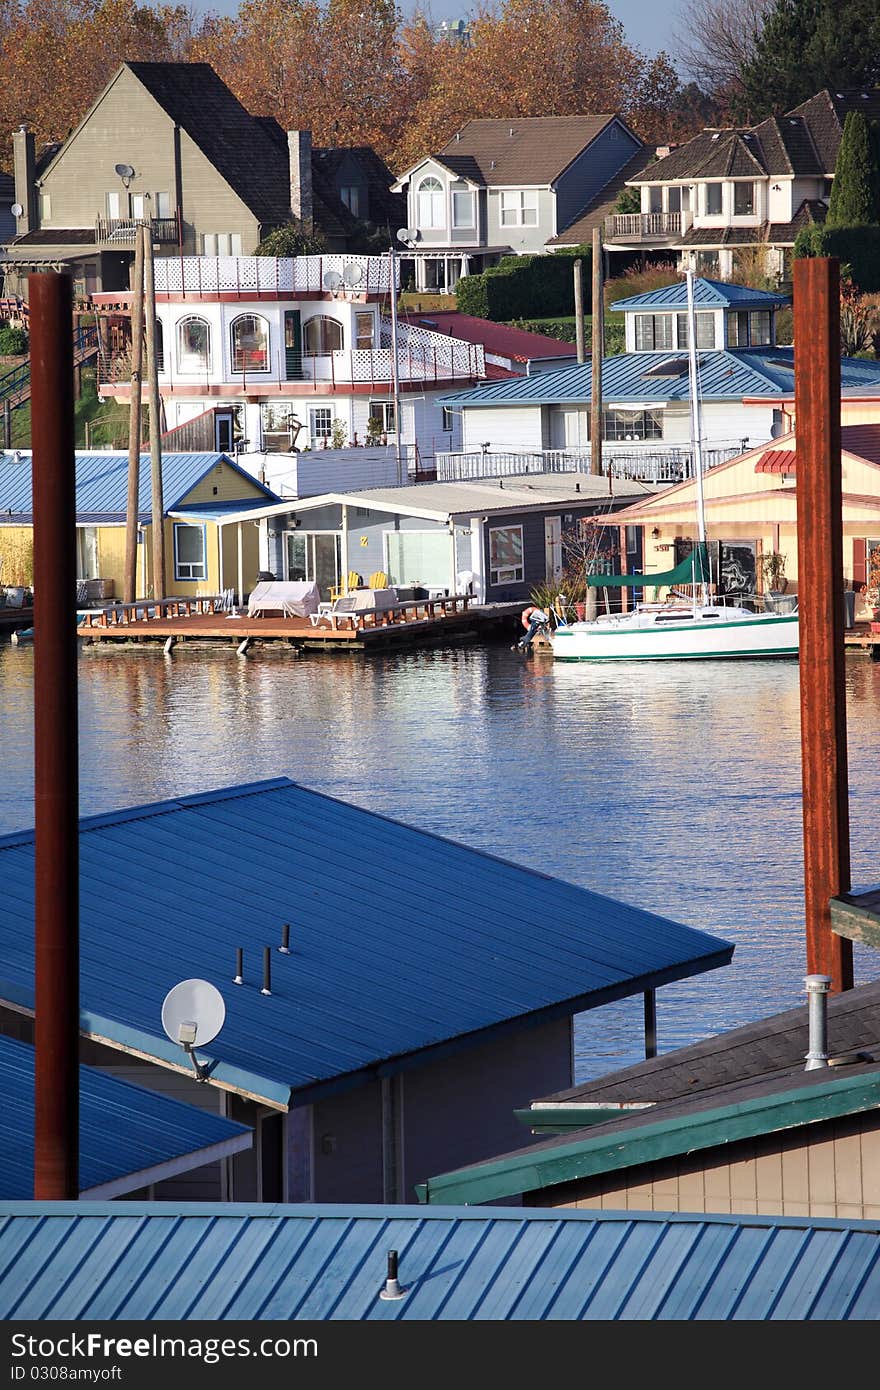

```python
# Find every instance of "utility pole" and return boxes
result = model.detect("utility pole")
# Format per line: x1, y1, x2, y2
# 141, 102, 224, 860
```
590, 227, 603, 478
794, 255, 853, 992
388, 245, 403, 486
143, 227, 165, 600
124, 228, 145, 602
573, 258, 585, 364
30, 271, 79, 1200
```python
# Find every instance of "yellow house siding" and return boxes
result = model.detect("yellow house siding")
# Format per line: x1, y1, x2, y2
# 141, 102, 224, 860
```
95, 526, 126, 594
0, 527, 34, 585
181, 462, 268, 507
529, 1111, 880, 1220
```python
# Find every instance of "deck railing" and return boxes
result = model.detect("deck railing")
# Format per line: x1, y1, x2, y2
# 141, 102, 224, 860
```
436, 443, 745, 484
95, 217, 178, 245
78, 593, 473, 631
604, 211, 688, 241
151, 255, 398, 296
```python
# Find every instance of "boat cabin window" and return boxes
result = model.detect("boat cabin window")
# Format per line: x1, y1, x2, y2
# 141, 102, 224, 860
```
655, 612, 694, 621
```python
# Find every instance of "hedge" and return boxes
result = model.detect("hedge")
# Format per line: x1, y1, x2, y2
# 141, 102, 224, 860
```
510, 316, 625, 355
792, 224, 880, 292
456, 247, 593, 321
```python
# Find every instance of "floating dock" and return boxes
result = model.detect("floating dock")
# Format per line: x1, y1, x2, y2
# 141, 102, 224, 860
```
76, 594, 522, 653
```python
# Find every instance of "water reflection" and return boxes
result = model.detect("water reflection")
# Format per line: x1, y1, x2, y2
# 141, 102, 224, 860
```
1, 639, 878, 1079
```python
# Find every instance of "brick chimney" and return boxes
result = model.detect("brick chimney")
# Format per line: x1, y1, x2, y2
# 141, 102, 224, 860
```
288, 130, 313, 233
12, 125, 37, 234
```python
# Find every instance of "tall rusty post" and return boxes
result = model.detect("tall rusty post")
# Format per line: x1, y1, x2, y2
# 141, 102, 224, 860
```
124, 225, 146, 602
793, 256, 853, 992
30, 272, 80, 1198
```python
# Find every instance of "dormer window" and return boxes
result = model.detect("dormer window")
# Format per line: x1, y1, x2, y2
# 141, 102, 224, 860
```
727, 310, 772, 348
734, 182, 756, 216
418, 177, 445, 229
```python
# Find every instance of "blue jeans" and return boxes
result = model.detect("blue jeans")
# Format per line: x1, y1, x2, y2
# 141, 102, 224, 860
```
521, 619, 545, 647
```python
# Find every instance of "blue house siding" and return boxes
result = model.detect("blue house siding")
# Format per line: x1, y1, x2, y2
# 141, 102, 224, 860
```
554, 122, 642, 236
483, 505, 601, 602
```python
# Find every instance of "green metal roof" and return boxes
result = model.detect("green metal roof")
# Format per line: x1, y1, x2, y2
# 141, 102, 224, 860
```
418, 1066, 880, 1205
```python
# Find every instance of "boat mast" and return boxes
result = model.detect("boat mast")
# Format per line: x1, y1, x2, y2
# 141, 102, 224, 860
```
685, 267, 709, 605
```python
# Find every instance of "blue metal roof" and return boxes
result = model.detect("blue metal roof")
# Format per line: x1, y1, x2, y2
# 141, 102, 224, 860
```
0, 779, 732, 1107
0, 452, 279, 522
1, 1204, 878, 1319
440, 348, 880, 408
610, 277, 791, 312
0, 1036, 250, 1199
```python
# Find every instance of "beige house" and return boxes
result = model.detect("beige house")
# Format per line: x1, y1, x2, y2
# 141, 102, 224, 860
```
3, 62, 403, 299
606, 423, 880, 614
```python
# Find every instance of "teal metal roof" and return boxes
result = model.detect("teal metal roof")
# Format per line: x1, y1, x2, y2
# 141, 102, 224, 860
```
1, 1204, 879, 1319
609, 277, 791, 312
0, 1036, 250, 1199
0, 451, 279, 523
439, 347, 880, 409
418, 1062, 880, 1206
0, 778, 732, 1108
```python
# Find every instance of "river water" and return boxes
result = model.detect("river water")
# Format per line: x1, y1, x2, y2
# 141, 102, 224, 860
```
2, 638, 878, 1081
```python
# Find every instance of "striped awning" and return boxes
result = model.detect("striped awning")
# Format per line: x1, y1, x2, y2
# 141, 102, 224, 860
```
755, 448, 798, 473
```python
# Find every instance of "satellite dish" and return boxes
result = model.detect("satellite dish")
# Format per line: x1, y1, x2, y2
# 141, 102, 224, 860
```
343, 262, 363, 286
397, 227, 420, 244
11, 203, 23, 219
114, 163, 135, 179
322, 269, 343, 292
162, 978, 226, 1048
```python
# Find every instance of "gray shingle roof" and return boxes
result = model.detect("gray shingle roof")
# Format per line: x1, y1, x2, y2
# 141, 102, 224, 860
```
438, 115, 619, 186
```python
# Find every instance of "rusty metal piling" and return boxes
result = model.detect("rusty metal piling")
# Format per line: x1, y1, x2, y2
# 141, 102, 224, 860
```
30, 271, 80, 1198
793, 257, 853, 992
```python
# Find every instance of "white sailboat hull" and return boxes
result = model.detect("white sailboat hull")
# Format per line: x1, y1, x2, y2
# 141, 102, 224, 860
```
550, 607, 799, 662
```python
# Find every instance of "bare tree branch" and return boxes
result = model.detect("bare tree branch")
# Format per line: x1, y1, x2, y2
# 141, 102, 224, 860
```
674, 0, 770, 101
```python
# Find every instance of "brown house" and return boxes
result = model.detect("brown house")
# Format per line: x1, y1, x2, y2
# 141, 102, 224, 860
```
2, 62, 404, 298
419, 978, 880, 1220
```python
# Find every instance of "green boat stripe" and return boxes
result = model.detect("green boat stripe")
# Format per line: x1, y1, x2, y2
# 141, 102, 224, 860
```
416, 1071, 880, 1205
553, 615, 798, 638
553, 648, 798, 661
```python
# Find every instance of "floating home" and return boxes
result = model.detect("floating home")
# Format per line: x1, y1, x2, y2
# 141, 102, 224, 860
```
0, 778, 732, 1205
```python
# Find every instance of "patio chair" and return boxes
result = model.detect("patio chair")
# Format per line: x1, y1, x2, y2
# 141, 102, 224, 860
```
330, 570, 363, 601
368, 571, 388, 589
309, 594, 361, 630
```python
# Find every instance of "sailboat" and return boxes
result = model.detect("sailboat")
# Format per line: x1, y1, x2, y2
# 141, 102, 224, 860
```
550, 270, 799, 663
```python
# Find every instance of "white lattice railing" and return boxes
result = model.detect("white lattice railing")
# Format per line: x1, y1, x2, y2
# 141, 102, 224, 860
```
152, 255, 398, 295
380, 317, 485, 379
436, 443, 744, 483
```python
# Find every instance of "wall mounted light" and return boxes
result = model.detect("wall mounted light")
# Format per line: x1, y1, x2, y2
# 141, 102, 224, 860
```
651, 527, 661, 539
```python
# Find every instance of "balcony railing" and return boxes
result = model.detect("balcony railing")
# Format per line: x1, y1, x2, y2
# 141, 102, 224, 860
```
152, 255, 398, 296
604, 211, 689, 242
95, 217, 179, 245
436, 442, 745, 484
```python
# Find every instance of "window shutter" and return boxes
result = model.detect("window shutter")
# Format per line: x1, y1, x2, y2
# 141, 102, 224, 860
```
853, 537, 867, 586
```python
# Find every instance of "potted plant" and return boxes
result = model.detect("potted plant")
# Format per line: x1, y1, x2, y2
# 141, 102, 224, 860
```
866, 545, 880, 622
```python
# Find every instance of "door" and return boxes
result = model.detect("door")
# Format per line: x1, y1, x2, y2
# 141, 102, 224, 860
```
284, 311, 303, 380
214, 411, 234, 453
544, 516, 563, 583
77, 527, 99, 581
312, 534, 341, 599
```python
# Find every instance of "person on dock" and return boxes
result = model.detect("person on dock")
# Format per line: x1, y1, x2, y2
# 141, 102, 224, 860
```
515, 604, 549, 651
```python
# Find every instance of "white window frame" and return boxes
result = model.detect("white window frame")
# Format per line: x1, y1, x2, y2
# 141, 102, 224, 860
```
203, 233, 243, 256
105, 191, 121, 221
39, 192, 51, 223
704, 182, 723, 216
340, 186, 360, 217
417, 176, 445, 229
177, 316, 212, 374
500, 190, 538, 227
155, 191, 172, 219
303, 316, 344, 355
309, 406, 333, 442
733, 181, 756, 217
488, 524, 524, 585
452, 189, 475, 228
230, 314, 270, 374
369, 399, 396, 435
442, 406, 455, 432
355, 311, 375, 350
173, 523, 207, 581
129, 192, 147, 220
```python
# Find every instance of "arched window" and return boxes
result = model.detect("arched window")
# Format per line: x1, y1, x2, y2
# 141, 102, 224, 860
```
417, 176, 445, 229
177, 316, 211, 373
230, 314, 269, 373
303, 316, 344, 355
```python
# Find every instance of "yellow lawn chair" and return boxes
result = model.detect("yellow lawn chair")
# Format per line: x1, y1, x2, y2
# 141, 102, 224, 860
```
330, 570, 362, 601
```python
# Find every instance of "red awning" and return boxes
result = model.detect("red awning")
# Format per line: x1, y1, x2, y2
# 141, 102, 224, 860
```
755, 449, 798, 474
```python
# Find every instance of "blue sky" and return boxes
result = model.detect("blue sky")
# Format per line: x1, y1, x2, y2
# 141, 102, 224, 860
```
184, 0, 685, 63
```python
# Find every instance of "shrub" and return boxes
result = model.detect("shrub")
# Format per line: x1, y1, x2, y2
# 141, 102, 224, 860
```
827, 111, 880, 227
604, 261, 681, 307
0, 324, 28, 355
793, 224, 880, 293
509, 316, 624, 355
255, 221, 327, 256
456, 247, 593, 321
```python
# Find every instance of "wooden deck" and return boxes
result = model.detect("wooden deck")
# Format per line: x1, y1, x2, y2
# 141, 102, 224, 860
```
77, 594, 522, 653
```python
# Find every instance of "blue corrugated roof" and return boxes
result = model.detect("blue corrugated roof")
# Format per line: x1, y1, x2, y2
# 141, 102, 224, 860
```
0, 779, 732, 1107
440, 348, 880, 408
1, 1204, 878, 1319
0, 452, 279, 522
0, 1036, 250, 1198
609, 277, 791, 312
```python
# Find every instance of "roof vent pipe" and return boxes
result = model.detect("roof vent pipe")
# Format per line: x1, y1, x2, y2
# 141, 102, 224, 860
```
233, 948, 243, 986
379, 1249, 407, 1300
804, 974, 831, 1070
261, 946, 272, 997
279, 923, 291, 955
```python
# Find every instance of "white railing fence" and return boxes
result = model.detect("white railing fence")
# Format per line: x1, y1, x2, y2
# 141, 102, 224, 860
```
436, 443, 745, 483
152, 255, 398, 296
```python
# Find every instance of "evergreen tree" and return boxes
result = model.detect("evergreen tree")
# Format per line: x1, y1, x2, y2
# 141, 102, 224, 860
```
733, 0, 880, 122
827, 112, 880, 226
